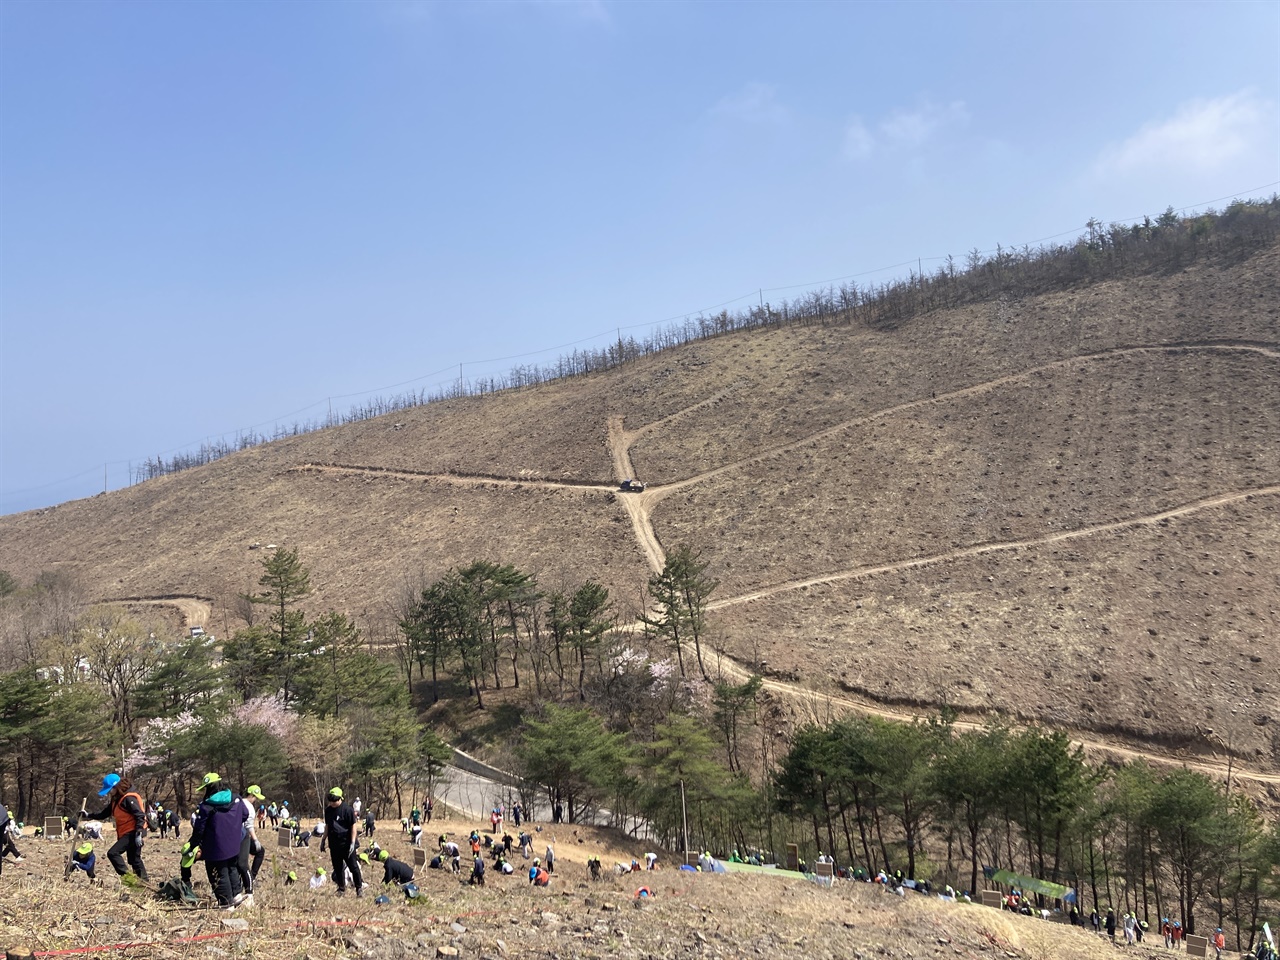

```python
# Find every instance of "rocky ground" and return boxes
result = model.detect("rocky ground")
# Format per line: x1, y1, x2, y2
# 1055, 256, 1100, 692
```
0, 821, 1221, 960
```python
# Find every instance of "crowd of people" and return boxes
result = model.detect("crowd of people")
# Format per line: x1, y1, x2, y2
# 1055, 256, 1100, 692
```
4, 778, 1277, 960
1, 774, 622, 909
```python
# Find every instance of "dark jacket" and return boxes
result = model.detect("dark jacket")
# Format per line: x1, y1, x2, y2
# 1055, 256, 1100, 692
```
325, 801, 358, 845
85, 792, 146, 835
191, 789, 248, 862
383, 858, 414, 885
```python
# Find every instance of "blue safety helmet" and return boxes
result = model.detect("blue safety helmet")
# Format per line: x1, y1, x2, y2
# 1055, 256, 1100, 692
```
98, 773, 121, 797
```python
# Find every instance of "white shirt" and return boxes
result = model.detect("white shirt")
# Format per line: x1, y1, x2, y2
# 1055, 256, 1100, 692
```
238, 798, 258, 839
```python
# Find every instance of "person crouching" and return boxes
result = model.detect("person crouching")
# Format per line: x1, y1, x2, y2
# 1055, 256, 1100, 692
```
65, 842, 98, 883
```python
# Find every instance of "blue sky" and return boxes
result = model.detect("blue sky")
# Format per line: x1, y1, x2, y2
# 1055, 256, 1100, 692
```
2, 0, 1277, 515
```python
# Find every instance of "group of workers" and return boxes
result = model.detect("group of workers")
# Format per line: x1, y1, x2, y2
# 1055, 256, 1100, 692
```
37, 774, 576, 904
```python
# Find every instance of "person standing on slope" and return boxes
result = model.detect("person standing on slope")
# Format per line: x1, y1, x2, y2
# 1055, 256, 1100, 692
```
236, 785, 268, 905
190, 772, 249, 908
0, 801, 24, 871
323, 787, 364, 897
81, 773, 148, 881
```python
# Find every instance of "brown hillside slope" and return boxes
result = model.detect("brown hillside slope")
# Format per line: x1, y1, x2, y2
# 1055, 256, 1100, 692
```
1, 244, 1277, 772
0, 823, 1153, 960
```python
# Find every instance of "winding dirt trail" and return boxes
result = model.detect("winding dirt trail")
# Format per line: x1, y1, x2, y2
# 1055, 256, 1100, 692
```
644, 341, 1280, 505
278, 340, 1280, 785
601, 340, 1280, 786
107, 596, 213, 628
709, 653, 1280, 786
623, 387, 738, 444
608, 417, 667, 573
291, 462, 616, 493
708, 484, 1280, 609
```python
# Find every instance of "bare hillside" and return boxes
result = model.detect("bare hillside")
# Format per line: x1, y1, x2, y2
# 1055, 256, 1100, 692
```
1, 243, 1277, 771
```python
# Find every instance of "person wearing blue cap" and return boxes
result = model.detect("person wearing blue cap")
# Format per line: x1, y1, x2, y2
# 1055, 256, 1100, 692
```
81, 773, 148, 881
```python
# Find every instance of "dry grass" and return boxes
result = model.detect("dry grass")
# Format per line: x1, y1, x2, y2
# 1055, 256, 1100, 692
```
1, 242, 1277, 775
0, 826, 1172, 960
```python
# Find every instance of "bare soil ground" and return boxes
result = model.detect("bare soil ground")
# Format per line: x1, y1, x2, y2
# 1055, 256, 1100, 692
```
1, 243, 1276, 778
1, 824, 1182, 960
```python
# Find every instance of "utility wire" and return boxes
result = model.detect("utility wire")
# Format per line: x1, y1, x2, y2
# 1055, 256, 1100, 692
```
7, 181, 1278, 504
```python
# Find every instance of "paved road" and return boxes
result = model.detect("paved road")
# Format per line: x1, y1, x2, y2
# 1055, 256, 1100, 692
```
433, 765, 548, 823
432, 762, 652, 841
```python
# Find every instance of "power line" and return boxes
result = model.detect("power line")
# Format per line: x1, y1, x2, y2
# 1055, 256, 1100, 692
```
8, 181, 1277, 505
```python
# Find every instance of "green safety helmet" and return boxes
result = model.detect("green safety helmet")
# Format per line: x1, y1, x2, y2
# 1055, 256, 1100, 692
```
246, 785, 266, 801
358, 852, 370, 863
76, 842, 93, 856
287, 870, 298, 882
377, 849, 389, 861
180, 845, 198, 869
201, 772, 222, 789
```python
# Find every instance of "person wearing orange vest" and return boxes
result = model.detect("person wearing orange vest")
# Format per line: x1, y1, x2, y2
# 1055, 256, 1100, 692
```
1213, 928, 1226, 959
81, 773, 148, 881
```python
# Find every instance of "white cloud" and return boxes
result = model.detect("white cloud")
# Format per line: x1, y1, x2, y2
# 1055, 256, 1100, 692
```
880, 101, 969, 147
712, 82, 789, 125
842, 118, 874, 160
842, 99, 969, 161
1094, 90, 1274, 176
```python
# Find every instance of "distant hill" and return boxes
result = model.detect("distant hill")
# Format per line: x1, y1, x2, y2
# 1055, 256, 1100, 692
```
2, 230, 1277, 773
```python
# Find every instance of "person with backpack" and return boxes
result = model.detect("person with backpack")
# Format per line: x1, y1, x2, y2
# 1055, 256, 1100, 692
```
190, 772, 249, 908
81, 773, 149, 881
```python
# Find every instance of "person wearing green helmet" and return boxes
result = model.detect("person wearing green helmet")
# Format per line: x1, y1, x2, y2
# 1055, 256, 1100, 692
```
190, 772, 249, 908
65, 841, 98, 883
235, 785, 267, 906
378, 848, 414, 886
178, 837, 200, 887
0, 800, 23, 871
324, 787, 364, 898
